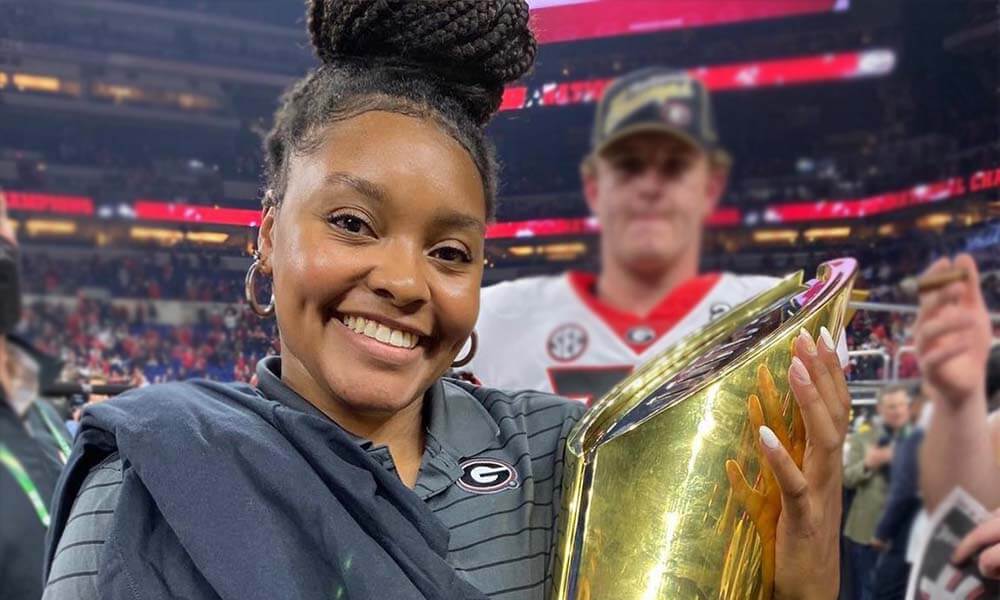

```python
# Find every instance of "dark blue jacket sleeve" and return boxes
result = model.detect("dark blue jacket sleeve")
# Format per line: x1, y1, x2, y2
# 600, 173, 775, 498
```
874, 430, 924, 544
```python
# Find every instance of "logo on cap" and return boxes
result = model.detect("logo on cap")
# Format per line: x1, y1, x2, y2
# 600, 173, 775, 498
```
661, 101, 692, 127
456, 459, 519, 494
603, 78, 695, 136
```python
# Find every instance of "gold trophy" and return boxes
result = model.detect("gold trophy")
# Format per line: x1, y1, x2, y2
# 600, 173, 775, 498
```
551, 258, 857, 599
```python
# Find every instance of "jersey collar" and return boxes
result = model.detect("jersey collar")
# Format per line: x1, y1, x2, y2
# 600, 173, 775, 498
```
566, 271, 723, 354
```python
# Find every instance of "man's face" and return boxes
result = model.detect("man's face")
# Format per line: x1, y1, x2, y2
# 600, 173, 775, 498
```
878, 390, 911, 429
584, 132, 726, 276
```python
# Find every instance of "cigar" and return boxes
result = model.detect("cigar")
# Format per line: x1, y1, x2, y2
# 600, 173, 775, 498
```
899, 267, 969, 296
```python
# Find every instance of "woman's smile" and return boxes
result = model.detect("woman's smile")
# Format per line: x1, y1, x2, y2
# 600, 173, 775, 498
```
333, 312, 427, 367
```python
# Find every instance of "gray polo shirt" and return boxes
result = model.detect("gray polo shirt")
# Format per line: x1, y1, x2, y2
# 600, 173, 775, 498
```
43, 358, 584, 599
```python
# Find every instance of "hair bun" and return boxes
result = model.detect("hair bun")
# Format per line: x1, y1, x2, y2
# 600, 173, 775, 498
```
308, 0, 536, 124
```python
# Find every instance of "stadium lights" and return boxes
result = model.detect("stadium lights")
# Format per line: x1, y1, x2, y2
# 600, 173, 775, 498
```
185, 231, 229, 244
877, 224, 898, 237
0, 73, 7, 88
752, 230, 799, 244
25, 219, 77, 236
93, 82, 144, 103
542, 242, 588, 260
917, 213, 953, 229
13, 74, 62, 93
130, 227, 184, 244
803, 226, 851, 241
507, 246, 536, 257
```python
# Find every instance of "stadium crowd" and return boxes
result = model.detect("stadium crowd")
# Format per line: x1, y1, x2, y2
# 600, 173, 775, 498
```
14, 241, 998, 387
17, 295, 275, 385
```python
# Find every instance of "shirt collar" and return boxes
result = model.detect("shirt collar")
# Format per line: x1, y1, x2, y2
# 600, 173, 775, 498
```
426, 379, 500, 460
255, 358, 499, 458
255, 357, 330, 422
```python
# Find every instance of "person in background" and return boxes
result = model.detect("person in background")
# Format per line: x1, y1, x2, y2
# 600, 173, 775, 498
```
467, 67, 791, 403
869, 388, 928, 600
842, 384, 911, 599
915, 253, 999, 578
0, 190, 74, 600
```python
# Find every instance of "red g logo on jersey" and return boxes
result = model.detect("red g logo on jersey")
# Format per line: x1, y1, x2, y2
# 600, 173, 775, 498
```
547, 323, 588, 362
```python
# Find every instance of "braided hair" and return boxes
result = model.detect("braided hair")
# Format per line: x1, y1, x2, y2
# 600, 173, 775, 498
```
264, 0, 536, 219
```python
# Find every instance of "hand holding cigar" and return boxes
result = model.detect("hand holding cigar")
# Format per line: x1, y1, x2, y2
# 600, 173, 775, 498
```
900, 267, 969, 297
913, 254, 991, 406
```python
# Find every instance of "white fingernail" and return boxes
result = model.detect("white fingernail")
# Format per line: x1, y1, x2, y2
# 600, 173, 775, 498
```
798, 327, 818, 355
759, 426, 781, 450
790, 356, 811, 384
820, 326, 835, 352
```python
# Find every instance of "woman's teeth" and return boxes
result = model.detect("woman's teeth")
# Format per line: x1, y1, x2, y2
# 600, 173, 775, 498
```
341, 315, 419, 350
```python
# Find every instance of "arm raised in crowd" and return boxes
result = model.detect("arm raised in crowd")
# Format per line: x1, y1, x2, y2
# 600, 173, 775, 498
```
917, 254, 1000, 512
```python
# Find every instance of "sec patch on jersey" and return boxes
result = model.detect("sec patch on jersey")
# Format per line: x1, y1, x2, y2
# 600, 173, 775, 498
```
547, 323, 588, 362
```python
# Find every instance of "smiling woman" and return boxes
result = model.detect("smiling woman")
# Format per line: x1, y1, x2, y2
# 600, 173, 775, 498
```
39, 1, 852, 599
39, 1, 587, 599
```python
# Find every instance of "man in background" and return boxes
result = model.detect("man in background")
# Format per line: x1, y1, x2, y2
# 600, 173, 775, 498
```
842, 384, 912, 599
870, 388, 928, 599
467, 68, 790, 402
0, 191, 73, 600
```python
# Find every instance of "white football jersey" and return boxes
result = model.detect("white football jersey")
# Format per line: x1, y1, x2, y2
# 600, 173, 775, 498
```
467, 271, 781, 404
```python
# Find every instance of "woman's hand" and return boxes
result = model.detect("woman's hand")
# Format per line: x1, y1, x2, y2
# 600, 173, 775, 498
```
768, 327, 851, 599
727, 326, 850, 599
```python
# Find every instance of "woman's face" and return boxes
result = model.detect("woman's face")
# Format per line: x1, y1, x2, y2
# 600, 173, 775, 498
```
259, 111, 486, 416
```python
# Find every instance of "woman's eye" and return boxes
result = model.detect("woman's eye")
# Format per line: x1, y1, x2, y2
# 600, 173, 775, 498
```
329, 214, 372, 235
431, 246, 472, 263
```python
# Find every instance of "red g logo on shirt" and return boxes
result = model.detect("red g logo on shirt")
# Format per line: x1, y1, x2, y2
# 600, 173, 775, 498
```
547, 324, 588, 363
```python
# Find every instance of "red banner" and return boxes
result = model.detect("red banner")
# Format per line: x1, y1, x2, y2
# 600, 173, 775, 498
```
484, 207, 742, 239
530, 0, 844, 44
762, 177, 969, 224
134, 201, 261, 228
500, 49, 896, 111
4, 191, 94, 216
15, 164, 997, 239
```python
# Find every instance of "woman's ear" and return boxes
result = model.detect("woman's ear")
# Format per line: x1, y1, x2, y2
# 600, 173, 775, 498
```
257, 192, 278, 272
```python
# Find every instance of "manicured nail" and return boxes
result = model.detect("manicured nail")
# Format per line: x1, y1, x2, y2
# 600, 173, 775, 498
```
798, 327, 817, 355
759, 426, 780, 450
820, 326, 835, 352
790, 356, 811, 384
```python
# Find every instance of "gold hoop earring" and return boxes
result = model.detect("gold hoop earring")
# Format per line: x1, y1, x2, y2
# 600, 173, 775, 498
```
451, 331, 478, 369
245, 253, 275, 318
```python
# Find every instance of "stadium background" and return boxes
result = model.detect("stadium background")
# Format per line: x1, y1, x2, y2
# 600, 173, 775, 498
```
0, 0, 996, 402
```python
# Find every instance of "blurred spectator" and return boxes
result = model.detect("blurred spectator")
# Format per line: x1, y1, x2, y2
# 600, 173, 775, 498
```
870, 388, 928, 600
918, 255, 999, 512
948, 346, 1000, 581
917, 254, 1000, 580
843, 385, 912, 600
0, 337, 72, 600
